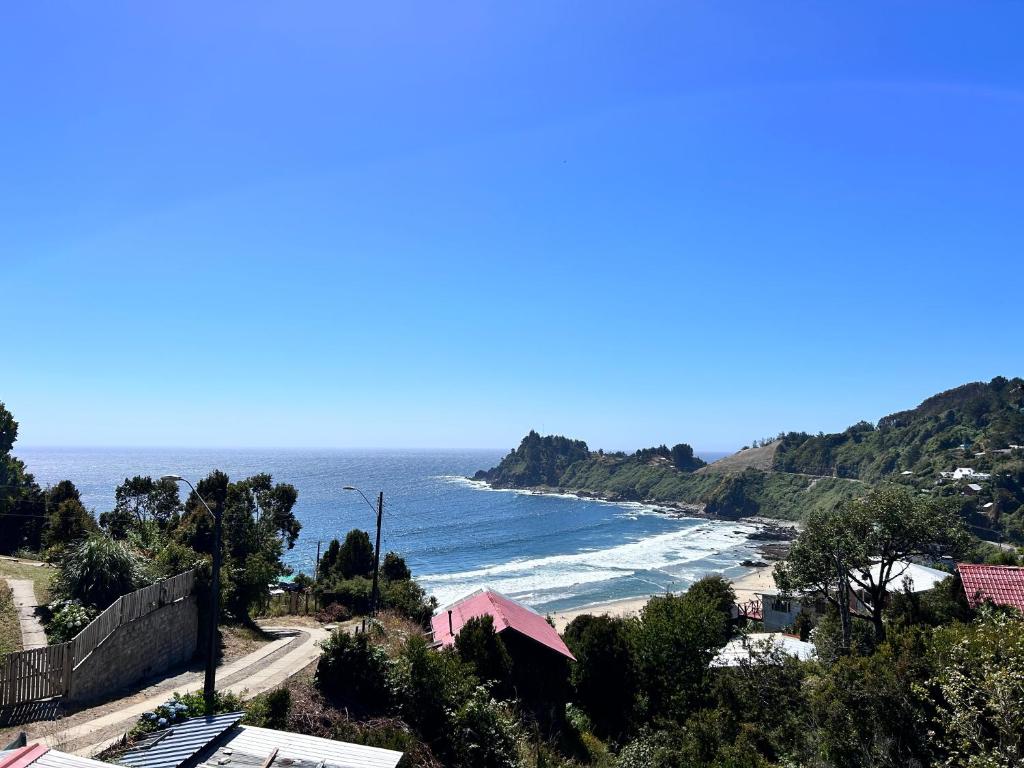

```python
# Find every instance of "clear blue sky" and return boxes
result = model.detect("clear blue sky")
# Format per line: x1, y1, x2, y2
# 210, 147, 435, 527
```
3, 3, 1022, 451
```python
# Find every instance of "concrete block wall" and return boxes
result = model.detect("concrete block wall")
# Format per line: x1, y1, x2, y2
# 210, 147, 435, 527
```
67, 595, 199, 705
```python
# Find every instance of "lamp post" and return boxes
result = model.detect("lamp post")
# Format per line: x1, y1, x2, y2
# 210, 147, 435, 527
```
343, 486, 383, 618
162, 474, 222, 709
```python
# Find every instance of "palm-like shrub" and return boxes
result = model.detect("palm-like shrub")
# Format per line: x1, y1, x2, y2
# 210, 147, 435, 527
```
55, 535, 148, 610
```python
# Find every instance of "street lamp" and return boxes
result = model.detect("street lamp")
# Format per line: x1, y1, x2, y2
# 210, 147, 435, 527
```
162, 474, 222, 709
343, 486, 383, 618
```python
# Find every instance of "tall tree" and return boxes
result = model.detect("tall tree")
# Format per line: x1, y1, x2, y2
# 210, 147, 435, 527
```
0, 402, 45, 552
775, 507, 866, 653
776, 486, 968, 648
845, 486, 967, 641
563, 613, 638, 738
102, 475, 182, 538
337, 529, 375, 579
634, 591, 726, 721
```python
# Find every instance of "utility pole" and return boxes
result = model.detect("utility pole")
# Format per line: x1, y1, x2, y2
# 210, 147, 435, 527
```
369, 492, 383, 617
314, 540, 322, 611
204, 500, 222, 708
161, 475, 222, 711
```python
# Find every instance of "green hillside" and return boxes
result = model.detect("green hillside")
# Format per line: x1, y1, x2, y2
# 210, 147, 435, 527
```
474, 376, 1024, 539
474, 433, 866, 522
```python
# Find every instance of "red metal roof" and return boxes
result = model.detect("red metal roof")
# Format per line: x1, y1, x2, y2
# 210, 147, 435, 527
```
0, 744, 49, 768
431, 589, 576, 661
958, 563, 1024, 612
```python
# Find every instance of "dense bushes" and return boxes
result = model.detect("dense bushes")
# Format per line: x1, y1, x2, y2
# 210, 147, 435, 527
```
53, 535, 149, 610
316, 532, 436, 625
315, 628, 522, 768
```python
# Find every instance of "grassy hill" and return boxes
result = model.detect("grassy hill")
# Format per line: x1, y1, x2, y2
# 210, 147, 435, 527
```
474, 377, 1024, 539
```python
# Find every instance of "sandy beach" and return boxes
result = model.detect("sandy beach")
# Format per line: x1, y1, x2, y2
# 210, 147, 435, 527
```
549, 564, 779, 632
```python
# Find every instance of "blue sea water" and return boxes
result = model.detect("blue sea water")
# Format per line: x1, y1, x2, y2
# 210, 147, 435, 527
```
13, 447, 760, 613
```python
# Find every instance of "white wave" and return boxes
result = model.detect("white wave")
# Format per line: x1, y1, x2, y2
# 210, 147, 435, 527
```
419, 521, 756, 609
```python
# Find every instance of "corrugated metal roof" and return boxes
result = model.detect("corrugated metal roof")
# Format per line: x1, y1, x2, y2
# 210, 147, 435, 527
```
117, 713, 244, 768
0, 746, 110, 768
32, 749, 113, 768
217, 726, 402, 768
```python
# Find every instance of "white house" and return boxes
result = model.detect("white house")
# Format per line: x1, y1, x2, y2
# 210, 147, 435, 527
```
759, 560, 949, 631
946, 467, 991, 481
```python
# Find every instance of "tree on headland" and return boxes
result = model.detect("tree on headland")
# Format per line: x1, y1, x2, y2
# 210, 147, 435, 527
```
671, 443, 706, 471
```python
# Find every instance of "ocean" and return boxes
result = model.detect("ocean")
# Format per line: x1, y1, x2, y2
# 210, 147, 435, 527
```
13, 447, 762, 613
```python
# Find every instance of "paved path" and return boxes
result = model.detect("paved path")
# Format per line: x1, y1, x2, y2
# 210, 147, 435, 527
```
5, 579, 47, 650
62, 624, 330, 757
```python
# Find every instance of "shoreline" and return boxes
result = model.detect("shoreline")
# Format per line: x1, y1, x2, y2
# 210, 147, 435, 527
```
464, 476, 803, 530
549, 564, 779, 632
461, 476, 797, 632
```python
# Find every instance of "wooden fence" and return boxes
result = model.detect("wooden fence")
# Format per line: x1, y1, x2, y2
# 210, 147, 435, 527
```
0, 570, 195, 708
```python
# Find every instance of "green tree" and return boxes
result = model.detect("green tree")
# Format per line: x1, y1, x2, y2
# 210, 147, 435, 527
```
778, 486, 968, 647
671, 443, 706, 471
172, 470, 300, 622
634, 592, 726, 721
845, 486, 967, 641
337, 529, 375, 579
455, 614, 513, 697
687, 575, 737, 643
318, 538, 341, 581
42, 498, 98, 550
562, 613, 638, 738
0, 404, 54, 552
381, 551, 411, 581
101, 476, 182, 538
925, 609, 1024, 767
315, 629, 396, 715
774, 507, 868, 654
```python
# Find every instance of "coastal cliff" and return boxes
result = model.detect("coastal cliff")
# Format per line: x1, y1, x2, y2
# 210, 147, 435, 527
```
474, 377, 1024, 535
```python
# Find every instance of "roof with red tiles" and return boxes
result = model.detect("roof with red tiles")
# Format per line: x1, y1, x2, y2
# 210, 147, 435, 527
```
958, 563, 1024, 612
431, 589, 576, 661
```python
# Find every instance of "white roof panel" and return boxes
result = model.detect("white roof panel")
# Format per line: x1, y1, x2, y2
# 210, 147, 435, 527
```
862, 561, 949, 593
33, 750, 115, 768
711, 633, 816, 667
222, 726, 402, 768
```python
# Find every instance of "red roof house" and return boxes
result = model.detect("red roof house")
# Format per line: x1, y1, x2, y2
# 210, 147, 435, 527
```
431, 589, 575, 661
958, 563, 1024, 612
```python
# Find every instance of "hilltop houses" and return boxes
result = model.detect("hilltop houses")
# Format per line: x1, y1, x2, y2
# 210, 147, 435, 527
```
940, 467, 993, 481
